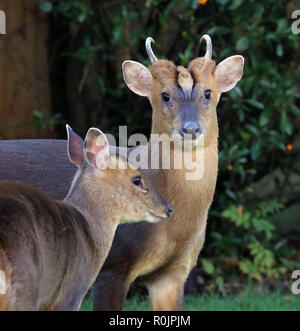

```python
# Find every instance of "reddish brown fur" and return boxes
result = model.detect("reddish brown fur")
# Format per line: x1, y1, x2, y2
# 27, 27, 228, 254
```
93, 57, 220, 311
93, 51, 243, 311
150, 60, 177, 85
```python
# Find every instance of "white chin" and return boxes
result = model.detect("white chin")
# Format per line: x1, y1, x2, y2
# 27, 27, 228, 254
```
144, 214, 161, 223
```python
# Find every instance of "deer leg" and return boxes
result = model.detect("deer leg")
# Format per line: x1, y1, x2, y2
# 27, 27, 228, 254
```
147, 272, 187, 311
93, 270, 131, 311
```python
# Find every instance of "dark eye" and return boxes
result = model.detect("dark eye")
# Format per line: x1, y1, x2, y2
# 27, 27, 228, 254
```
162, 92, 170, 102
132, 176, 142, 187
204, 89, 211, 99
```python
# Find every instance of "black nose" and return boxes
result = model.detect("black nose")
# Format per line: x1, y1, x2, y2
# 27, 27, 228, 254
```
166, 204, 173, 217
180, 122, 202, 140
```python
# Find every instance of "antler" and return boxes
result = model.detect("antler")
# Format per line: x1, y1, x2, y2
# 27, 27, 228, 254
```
145, 37, 159, 64
200, 34, 212, 59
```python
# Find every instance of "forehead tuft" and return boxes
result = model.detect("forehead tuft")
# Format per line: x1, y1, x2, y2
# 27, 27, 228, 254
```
177, 66, 194, 92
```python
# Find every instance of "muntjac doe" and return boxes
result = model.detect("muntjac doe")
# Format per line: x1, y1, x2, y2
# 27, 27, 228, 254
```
0, 126, 170, 311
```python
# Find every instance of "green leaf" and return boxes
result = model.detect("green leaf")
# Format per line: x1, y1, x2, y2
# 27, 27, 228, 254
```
250, 143, 261, 160
259, 79, 272, 89
228, 0, 243, 10
276, 18, 288, 32
240, 131, 251, 140
216, 0, 230, 4
207, 26, 231, 35
202, 259, 215, 275
252, 218, 275, 239
216, 276, 224, 286
266, 32, 276, 41
78, 13, 87, 23
280, 111, 289, 134
289, 104, 300, 115
259, 108, 273, 126
240, 260, 262, 280
39, 1, 53, 13
246, 99, 264, 109
245, 124, 258, 135
286, 122, 293, 135
276, 44, 284, 57
236, 37, 249, 51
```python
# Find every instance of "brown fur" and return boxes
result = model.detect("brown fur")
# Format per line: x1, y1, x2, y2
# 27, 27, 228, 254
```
0, 49, 243, 311
93, 56, 221, 311
0, 146, 169, 310
93, 51, 244, 310
188, 57, 216, 81
0, 182, 94, 310
150, 60, 177, 85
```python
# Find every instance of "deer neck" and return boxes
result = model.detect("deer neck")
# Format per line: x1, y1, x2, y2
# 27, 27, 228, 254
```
64, 169, 118, 267
146, 110, 219, 211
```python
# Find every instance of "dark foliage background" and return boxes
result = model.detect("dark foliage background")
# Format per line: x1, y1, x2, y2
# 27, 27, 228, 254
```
39, 0, 300, 293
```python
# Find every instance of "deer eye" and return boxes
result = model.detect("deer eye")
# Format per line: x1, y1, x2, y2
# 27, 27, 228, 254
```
132, 175, 142, 187
204, 89, 211, 99
161, 92, 170, 102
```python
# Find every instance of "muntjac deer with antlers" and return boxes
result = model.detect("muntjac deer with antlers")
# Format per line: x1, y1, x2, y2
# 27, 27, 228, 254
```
0, 126, 170, 311
0, 35, 244, 310
93, 35, 244, 310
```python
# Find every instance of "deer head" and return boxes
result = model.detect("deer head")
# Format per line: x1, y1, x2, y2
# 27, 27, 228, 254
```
66, 125, 172, 224
122, 35, 244, 146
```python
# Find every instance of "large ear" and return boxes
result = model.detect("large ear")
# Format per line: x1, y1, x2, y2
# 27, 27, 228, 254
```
122, 60, 152, 97
215, 55, 244, 93
66, 124, 84, 165
83, 128, 110, 170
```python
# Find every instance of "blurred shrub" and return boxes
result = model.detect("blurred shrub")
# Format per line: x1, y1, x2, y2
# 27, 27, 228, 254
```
39, 0, 300, 290
33, 110, 63, 130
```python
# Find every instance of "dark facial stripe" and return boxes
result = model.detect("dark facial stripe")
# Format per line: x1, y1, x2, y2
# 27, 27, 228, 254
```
179, 100, 200, 123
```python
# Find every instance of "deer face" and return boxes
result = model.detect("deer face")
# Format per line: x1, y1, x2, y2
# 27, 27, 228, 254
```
122, 35, 244, 146
66, 125, 172, 224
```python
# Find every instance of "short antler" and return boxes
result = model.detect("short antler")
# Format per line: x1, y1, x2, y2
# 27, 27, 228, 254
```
200, 34, 212, 59
146, 37, 159, 64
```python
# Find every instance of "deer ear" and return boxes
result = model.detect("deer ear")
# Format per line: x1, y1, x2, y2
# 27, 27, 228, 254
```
83, 128, 110, 170
215, 55, 244, 93
122, 60, 152, 97
66, 125, 84, 165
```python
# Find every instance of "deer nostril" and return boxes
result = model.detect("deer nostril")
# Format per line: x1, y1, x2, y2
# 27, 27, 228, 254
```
180, 123, 202, 139
180, 127, 187, 137
166, 204, 173, 217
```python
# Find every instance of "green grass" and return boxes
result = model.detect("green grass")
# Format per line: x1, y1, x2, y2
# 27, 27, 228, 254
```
80, 288, 300, 311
